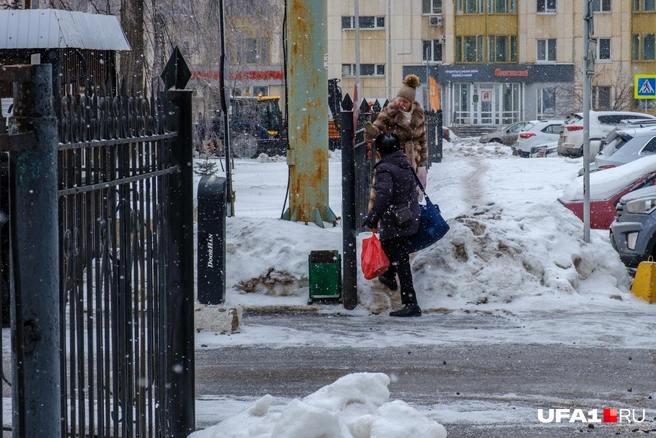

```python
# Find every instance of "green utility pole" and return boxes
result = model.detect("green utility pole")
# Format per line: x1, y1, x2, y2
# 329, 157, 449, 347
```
283, 0, 336, 227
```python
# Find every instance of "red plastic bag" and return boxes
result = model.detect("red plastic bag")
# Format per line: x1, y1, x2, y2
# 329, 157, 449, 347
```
361, 231, 390, 280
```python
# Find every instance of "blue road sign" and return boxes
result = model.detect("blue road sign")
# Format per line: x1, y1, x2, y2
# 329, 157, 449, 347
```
635, 75, 656, 99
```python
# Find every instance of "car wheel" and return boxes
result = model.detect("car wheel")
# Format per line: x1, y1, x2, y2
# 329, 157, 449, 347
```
231, 132, 258, 158
489, 138, 503, 144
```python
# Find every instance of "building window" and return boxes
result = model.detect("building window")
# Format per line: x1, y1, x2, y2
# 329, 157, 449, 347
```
341, 64, 386, 77
252, 86, 269, 96
633, 34, 656, 60
456, 0, 484, 14
593, 86, 612, 109
536, 39, 557, 62
488, 36, 516, 62
423, 0, 443, 14
456, 35, 484, 62
633, 0, 656, 11
592, 0, 611, 12
597, 38, 611, 60
423, 40, 444, 62
488, 0, 517, 13
245, 38, 268, 64
537, 0, 557, 13
537, 87, 556, 117
341, 16, 386, 29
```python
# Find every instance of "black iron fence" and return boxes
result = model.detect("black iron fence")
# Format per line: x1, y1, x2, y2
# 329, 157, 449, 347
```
1, 55, 195, 437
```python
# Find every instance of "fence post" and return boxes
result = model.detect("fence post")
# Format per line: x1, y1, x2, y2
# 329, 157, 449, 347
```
166, 88, 196, 435
436, 109, 443, 163
340, 94, 357, 310
7, 64, 61, 437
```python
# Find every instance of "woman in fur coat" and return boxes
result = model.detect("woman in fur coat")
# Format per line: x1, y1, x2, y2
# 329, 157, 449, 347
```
364, 74, 428, 173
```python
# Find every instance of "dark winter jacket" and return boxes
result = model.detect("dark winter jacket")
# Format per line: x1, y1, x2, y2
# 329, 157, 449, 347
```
365, 150, 420, 241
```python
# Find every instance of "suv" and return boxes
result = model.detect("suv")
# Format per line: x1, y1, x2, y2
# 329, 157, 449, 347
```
610, 184, 656, 271
557, 111, 656, 159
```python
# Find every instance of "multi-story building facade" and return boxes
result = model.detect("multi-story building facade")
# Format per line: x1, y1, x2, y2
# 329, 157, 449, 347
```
328, 0, 656, 127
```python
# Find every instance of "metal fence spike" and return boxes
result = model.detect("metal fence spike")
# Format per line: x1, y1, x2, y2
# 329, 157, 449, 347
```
341, 94, 353, 110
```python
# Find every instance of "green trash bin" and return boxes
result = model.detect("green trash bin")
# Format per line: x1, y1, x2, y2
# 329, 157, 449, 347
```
308, 250, 342, 304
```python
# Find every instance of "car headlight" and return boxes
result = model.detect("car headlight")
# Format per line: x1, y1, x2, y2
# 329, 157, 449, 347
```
625, 198, 656, 214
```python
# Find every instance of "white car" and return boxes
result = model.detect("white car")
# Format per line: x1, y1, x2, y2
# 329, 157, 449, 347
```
513, 120, 564, 158
557, 111, 656, 159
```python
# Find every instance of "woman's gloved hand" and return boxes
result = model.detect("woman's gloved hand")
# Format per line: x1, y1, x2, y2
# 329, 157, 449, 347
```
364, 121, 380, 137
362, 217, 377, 230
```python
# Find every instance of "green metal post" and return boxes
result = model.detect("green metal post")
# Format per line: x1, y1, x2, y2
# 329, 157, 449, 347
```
283, 0, 336, 227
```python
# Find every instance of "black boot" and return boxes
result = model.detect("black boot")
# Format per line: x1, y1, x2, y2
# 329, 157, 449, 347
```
378, 273, 398, 291
390, 303, 422, 317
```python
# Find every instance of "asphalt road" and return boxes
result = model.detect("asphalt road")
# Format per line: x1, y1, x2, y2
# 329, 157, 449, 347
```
195, 311, 656, 437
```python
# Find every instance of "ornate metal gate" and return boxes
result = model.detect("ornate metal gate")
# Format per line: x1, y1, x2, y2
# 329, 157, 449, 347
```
2, 50, 195, 437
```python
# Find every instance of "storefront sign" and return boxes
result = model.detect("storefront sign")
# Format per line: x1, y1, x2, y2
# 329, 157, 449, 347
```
494, 68, 529, 77
423, 64, 574, 84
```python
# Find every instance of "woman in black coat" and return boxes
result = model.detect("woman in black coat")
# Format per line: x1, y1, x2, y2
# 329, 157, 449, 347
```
363, 134, 422, 317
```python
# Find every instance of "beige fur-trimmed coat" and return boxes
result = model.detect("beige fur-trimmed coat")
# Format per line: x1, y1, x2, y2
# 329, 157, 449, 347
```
364, 98, 428, 212
364, 98, 428, 170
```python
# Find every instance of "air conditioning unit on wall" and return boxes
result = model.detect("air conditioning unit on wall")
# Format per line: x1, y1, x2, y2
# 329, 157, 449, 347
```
429, 15, 443, 27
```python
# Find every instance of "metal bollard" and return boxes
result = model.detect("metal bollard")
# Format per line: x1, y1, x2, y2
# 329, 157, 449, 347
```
197, 175, 227, 304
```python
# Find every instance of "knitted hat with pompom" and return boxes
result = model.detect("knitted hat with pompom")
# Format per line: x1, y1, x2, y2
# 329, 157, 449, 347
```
396, 74, 420, 103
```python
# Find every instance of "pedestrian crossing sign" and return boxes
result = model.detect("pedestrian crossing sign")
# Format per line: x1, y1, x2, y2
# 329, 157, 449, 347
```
635, 75, 656, 99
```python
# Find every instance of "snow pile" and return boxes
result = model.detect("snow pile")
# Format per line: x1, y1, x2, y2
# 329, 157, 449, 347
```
219, 139, 632, 313
410, 201, 631, 306
189, 373, 447, 438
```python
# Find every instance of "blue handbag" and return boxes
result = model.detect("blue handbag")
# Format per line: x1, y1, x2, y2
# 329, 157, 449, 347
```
407, 171, 449, 253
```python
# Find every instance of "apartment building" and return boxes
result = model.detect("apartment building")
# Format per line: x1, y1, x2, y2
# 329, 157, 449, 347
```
328, 0, 656, 127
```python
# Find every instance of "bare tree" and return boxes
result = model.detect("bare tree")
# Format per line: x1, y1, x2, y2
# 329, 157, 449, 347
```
592, 61, 634, 111
223, 0, 284, 97
120, 0, 144, 89
553, 61, 637, 115
0, 0, 23, 9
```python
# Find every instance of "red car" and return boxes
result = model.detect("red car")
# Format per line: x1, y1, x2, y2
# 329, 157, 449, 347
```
558, 155, 656, 229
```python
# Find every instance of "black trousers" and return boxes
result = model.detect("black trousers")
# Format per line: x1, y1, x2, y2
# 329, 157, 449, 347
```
380, 236, 418, 305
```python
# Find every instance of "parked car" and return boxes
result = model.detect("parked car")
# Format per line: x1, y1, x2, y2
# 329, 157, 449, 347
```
512, 119, 565, 158
479, 121, 528, 146
558, 154, 656, 229
598, 119, 656, 151
610, 184, 656, 271
577, 126, 656, 175
557, 111, 656, 159
594, 127, 656, 170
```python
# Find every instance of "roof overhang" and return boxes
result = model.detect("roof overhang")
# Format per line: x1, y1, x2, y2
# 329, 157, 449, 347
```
0, 9, 131, 51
